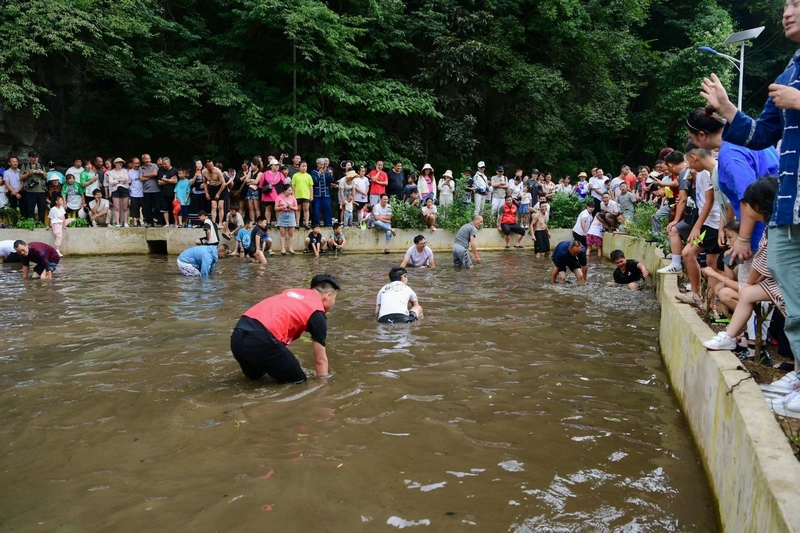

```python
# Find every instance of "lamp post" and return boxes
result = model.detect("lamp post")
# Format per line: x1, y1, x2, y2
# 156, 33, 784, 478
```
698, 26, 765, 110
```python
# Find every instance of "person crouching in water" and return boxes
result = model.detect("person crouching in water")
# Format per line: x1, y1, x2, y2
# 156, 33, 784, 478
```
230, 274, 341, 383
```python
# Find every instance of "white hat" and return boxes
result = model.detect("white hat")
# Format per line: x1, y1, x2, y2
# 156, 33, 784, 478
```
477, 161, 485, 168
443, 170, 453, 178
47, 173, 61, 182
422, 163, 433, 171
268, 159, 279, 166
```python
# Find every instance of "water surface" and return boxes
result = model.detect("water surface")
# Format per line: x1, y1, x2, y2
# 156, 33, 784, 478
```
0, 253, 716, 531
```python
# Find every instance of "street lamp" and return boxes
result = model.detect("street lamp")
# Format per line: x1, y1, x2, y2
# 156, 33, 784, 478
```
698, 26, 765, 110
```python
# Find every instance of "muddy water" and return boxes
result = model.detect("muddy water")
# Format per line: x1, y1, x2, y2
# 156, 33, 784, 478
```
0, 253, 716, 532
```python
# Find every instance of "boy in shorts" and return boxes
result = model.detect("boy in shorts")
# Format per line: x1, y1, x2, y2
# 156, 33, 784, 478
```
305, 224, 323, 257
608, 249, 649, 290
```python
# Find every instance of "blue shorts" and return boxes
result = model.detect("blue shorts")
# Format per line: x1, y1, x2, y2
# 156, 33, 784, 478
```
33, 262, 58, 275
518, 204, 530, 214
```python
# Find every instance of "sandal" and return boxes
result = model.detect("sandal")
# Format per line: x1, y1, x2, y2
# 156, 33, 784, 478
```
281, 249, 286, 255
774, 362, 795, 371
384, 248, 390, 254
289, 249, 295, 255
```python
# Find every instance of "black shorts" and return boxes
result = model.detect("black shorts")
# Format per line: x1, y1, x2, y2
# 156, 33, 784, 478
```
554, 258, 582, 273
697, 225, 722, 254
160, 195, 173, 213
208, 184, 222, 198
501, 223, 525, 236
377, 311, 418, 324
572, 231, 586, 247
297, 198, 310, 205
112, 188, 130, 198
230, 317, 307, 383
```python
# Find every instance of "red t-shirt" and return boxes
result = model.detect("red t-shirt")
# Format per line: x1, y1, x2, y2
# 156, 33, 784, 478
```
244, 289, 325, 345
22, 242, 60, 265
624, 172, 637, 190
368, 170, 387, 196
500, 204, 517, 225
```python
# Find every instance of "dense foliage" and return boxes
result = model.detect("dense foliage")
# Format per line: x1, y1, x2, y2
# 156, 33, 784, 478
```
0, 0, 788, 172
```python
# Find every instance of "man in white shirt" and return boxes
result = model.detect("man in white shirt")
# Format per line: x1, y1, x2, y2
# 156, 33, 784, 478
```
588, 167, 606, 211
376, 267, 424, 323
4, 156, 22, 213
490, 166, 509, 214
400, 235, 436, 268
597, 192, 621, 230
65, 157, 83, 187
471, 161, 489, 216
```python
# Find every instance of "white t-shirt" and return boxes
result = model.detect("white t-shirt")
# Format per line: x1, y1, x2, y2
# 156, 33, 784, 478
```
49, 206, 66, 225
372, 203, 392, 219
520, 192, 532, 205
376, 281, 418, 318
508, 181, 522, 199
65, 166, 83, 181
694, 169, 720, 229
422, 204, 437, 216
0, 239, 16, 258
89, 198, 110, 213
609, 177, 624, 198
599, 199, 619, 214
404, 245, 434, 267
128, 169, 143, 197
589, 177, 605, 200
572, 209, 593, 236
353, 177, 370, 203
588, 216, 605, 237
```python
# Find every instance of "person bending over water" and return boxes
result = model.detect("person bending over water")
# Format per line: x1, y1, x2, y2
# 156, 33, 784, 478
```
551, 240, 588, 285
230, 274, 341, 383
177, 244, 231, 277
14, 240, 60, 279
607, 249, 649, 290
376, 267, 424, 324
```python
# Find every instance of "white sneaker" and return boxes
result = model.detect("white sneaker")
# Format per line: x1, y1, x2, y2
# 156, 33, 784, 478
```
769, 391, 800, 415
764, 372, 800, 394
703, 331, 737, 351
675, 292, 706, 311
56, 250, 63, 257
657, 264, 682, 274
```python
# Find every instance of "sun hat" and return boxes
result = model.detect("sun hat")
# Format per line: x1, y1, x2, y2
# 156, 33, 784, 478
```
47, 173, 61, 182
345, 170, 357, 178
422, 163, 433, 171
113, 157, 125, 164
443, 170, 453, 178
577, 171, 588, 178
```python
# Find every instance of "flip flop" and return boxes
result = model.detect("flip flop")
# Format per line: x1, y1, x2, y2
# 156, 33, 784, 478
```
774, 362, 795, 371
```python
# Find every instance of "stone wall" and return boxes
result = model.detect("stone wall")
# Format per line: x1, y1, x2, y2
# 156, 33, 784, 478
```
603, 233, 800, 533
0, 227, 574, 256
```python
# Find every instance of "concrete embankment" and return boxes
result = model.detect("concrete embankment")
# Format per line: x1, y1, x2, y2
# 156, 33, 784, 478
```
603, 233, 800, 533
0, 227, 574, 255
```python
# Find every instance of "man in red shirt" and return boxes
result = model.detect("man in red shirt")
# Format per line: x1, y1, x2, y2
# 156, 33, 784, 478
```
368, 160, 388, 205
230, 274, 341, 383
497, 196, 525, 249
14, 240, 60, 279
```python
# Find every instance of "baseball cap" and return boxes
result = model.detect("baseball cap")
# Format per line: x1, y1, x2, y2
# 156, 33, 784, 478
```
497, 165, 504, 172
477, 161, 485, 168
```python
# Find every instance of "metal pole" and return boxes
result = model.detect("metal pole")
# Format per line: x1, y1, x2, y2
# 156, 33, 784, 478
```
293, 43, 298, 154
738, 43, 745, 110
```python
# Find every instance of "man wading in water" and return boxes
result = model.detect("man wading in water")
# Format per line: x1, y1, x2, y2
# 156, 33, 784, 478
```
230, 274, 340, 383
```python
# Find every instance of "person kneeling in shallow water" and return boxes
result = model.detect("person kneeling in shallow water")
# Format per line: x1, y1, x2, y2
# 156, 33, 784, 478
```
177, 244, 231, 277
551, 240, 588, 285
607, 249, 649, 290
376, 267, 424, 324
230, 274, 341, 383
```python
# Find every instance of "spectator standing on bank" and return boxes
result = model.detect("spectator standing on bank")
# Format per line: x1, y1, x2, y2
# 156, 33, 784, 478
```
490, 166, 509, 215
157, 157, 178, 227
386, 161, 405, 201
128, 157, 143, 226
472, 162, 489, 216
107, 157, 130, 227
368, 160, 389, 205
139, 153, 160, 226
438, 170, 455, 208
4, 156, 22, 213
311, 158, 334, 227
20, 151, 47, 223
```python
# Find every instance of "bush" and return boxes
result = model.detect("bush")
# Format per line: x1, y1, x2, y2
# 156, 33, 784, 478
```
548, 192, 586, 229
388, 198, 426, 231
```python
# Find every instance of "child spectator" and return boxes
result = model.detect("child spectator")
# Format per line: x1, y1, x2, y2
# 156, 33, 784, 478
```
422, 197, 437, 232
403, 175, 418, 200
237, 220, 253, 257
608, 249, 649, 290
519, 185, 532, 227
327, 222, 347, 253
343, 193, 355, 227
47, 195, 74, 257
305, 224, 323, 257
405, 189, 421, 206
586, 214, 605, 258
359, 203, 372, 229
247, 216, 269, 264
79, 159, 100, 206
174, 168, 191, 227
62, 174, 84, 218
531, 200, 551, 258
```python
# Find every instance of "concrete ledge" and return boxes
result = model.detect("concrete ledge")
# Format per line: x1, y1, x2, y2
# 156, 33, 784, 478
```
603, 233, 800, 533
0, 227, 574, 256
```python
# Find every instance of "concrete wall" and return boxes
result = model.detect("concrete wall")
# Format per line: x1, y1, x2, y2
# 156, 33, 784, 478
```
603, 233, 800, 533
0, 227, 574, 256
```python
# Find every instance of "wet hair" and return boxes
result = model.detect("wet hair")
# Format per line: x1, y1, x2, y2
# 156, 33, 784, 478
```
217, 244, 231, 253
610, 249, 625, 261
742, 177, 779, 223
684, 138, 714, 158
664, 151, 684, 165
389, 267, 407, 282
569, 240, 583, 249
311, 273, 341, 292
413, 234, 425, 244
686, 106, 726, 134
13, 239, 25, 249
